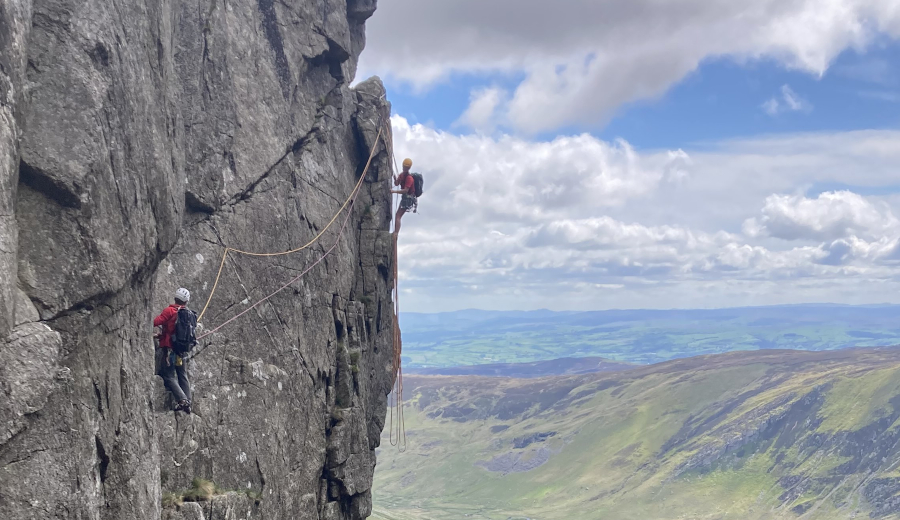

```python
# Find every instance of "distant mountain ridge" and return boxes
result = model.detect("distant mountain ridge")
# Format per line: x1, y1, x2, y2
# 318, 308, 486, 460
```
404, 356, 634, 378
401, 304, 900, 368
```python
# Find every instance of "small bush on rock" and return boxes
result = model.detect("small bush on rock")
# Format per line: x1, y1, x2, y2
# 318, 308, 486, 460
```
182, 478, 219, 502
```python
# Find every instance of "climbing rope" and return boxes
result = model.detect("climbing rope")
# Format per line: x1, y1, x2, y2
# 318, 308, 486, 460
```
196, 142, 375, 323
186, 115, 409, 453
382, 120, 407, 451
389, 232, 407, 451
192, 123, 384, 347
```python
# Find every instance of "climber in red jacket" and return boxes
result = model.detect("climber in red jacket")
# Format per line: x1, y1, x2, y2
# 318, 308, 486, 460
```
154, 287, 192, 413
392, 158, 417, 235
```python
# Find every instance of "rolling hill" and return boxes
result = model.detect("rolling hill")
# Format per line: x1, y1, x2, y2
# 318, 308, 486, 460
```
404, 356, 634, 378
374, 347, 900, 519
400, 306, 900, 368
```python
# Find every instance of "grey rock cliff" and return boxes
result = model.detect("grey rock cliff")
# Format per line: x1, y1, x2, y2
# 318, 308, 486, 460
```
0, 1, 395, 519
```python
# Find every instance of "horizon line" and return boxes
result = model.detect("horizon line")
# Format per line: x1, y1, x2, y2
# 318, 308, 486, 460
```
402, 302, 900, 314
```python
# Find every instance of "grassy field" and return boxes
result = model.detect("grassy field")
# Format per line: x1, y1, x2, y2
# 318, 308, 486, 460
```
374, 347, 900, 519
401, 306, 900, 368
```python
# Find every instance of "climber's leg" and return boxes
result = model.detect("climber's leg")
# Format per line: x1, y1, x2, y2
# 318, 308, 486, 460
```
159, 353, 187, 403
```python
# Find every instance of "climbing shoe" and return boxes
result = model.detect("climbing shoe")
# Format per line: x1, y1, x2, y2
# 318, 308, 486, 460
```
175, 399, 190, 413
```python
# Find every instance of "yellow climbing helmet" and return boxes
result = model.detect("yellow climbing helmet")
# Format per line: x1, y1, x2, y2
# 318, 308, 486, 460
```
402, 158, 412, 168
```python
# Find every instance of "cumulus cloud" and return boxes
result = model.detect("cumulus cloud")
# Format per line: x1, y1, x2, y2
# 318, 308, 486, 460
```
391, 116, 684, 224
390, 117, 900, 310
815, 235, 900, 267
743, 191, 900, 241
361, 0, 900, 133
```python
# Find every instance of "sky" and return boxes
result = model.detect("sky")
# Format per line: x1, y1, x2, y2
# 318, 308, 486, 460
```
355, 0, 900, 312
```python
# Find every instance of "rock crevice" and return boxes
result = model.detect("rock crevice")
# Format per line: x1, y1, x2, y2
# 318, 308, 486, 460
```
0, 1, 393, 519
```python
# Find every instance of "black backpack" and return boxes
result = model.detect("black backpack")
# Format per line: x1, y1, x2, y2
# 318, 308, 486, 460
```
410, 172, 424, 197
171, 306, 198, 355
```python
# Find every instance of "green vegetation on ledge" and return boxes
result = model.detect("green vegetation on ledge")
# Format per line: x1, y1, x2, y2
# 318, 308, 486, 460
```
161, 478, 262, 509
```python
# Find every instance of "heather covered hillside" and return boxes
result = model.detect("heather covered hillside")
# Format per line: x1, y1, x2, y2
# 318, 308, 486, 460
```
374, 348, 900, 519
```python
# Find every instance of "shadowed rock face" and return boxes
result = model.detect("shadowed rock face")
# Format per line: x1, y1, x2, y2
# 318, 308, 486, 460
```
0, 1, 395, 519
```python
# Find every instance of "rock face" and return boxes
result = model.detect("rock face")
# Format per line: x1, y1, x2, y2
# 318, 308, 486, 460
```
0, 1, 395, 519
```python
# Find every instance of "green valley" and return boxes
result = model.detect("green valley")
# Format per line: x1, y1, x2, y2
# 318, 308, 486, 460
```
401, 306, 900, 367
374, 347, 900, 519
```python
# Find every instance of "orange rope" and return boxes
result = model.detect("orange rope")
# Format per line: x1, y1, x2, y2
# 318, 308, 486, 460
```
382, 119, 407, 451
183, 116, 409, 454
198, 248, 230, 321
197, 160, 381, 321
389, 232, 407, 451
193, 124, 382, 344
196, 126, 381, 324
195, 172, 368, 342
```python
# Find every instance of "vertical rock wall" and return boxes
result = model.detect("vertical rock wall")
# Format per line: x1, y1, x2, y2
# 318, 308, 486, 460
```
0, 1, 394, 519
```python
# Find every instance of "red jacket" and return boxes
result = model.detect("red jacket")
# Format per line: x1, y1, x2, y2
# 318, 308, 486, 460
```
395, 172, 415, 195
153, 304, 183, 349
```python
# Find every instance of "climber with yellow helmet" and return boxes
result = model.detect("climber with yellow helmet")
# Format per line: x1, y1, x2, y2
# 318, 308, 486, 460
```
391, 157, 423, 235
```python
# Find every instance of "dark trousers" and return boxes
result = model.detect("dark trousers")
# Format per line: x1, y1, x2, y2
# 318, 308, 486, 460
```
157, 348, 191, 402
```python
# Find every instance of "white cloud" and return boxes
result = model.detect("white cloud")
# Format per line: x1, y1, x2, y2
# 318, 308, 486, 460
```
782, 85, 810, 111
391, 116, 683, 224
762, 98, 781, 116
454, 87, 507, 133
744, 191, 900, 241
762, 85, 813, 115
390, 118, 900, 310
361, 0, 900, 133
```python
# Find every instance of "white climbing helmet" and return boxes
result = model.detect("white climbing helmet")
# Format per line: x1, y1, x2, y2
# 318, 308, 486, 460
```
175, 287, 191, 303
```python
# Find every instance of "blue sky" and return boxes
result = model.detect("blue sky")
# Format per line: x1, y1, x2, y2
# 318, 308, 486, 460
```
357, 0, 900, 312
385, 41, 900, 150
